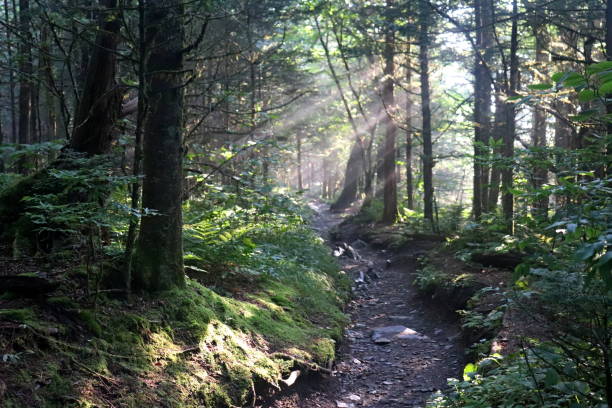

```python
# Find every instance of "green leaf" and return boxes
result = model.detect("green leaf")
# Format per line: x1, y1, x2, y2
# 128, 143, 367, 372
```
551, 72, 565, 83
569, 110, 597, 122
586, 60, 612, 74
578, 89, 596, 102
527, 83, 553, 90
595, 70, 612, 83
563, 72, 586, 88
544, 369, 561, 386
463, 363, 477, 381
599, 81, 612, 95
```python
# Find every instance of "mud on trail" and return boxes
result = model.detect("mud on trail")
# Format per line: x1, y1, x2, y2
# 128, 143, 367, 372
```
267, 202, 466, 408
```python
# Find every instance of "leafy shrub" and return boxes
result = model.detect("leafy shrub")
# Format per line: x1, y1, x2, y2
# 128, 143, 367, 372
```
414, 264, 450, 293
428, 350, 605, 408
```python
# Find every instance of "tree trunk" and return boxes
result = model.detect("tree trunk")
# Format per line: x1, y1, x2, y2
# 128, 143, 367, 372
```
124, 0, 147, 293
331, 142, 364, 210
606, 0, 612, 178
420, 0, 434, 226
480, 0, 494, 211
316, 17, 365, 210
132, 0, 185, 292
472, 0, 494, 219
5, 0, 17, 143
487, 89, 504, 211
472, 0, 483, 220
40, 27, 59, 142
501, 0, 519, 233
375, 139, 385, 198
530, 24, 549, 218
296, 132, 303, 191
405, 43, 414, 210
17, 0, 32, 153
70, 0, 122, 156
381, 4, 398, 223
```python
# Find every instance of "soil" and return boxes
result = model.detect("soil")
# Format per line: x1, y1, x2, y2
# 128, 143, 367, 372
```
264, 202, 467, 408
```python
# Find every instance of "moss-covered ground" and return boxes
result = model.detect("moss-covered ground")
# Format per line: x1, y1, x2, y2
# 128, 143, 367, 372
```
0, 205, 350, 407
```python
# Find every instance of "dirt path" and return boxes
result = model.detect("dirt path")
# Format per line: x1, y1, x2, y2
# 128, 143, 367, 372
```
267, 202, 466, 408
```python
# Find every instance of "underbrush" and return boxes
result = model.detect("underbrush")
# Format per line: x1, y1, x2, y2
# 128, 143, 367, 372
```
424, 175, 611, 407
0, 184, 349, 407
428, 348, 607, 408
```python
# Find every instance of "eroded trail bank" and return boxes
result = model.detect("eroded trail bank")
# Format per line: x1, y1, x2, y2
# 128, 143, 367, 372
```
270, 203, 466, 408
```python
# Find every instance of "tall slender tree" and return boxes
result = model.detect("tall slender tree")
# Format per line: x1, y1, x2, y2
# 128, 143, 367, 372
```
381, 0, 398, 223
502, 0, 519, 233
405, 42, 414, 210
419, 0, 434, 225
132, 0, 186, 292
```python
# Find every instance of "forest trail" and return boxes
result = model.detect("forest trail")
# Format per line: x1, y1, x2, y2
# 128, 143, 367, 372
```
269, 202, 466, 408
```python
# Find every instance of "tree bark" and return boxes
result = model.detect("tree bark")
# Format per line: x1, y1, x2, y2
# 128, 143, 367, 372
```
530, 24, 549, 218
487, 89, 504, 211
5, 0, 17, 143
381, 2, 398, 223
419, 0, 434, 226
332, 142, 364, 210
70, 0, 122, 156
501, 0, 519, 233
17, 0, 32, 149
405, 43, 414, 210
606, 0, 612, 178
124, 0, 147, 293
132, 0, 185, 292
479, 0, 494, 211
296, 131, 303, 191
472, 0, 494, 219
472, 0, 483, 220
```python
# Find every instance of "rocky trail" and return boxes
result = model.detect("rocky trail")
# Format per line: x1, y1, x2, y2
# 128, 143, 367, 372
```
268, 202, 466, 408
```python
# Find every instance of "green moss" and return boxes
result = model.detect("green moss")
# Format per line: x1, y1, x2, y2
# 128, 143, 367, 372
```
78, 309, 102, 336
0, 308, 36, 322
47, 296, 79, 309
3, 211, 350, 408
311, 338, 336, 366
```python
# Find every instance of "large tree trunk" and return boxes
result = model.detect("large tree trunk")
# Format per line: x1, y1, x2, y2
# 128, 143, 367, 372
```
487, 89, 504, 211
70, 0, 122, 156
381, 6, 398, 222
472, 0, 483, 220
472, 0, 494, 219
530, 24, 549, 218
606, 0, 612, 179
381, 4, 398, 223
501, 0, 519, 233
479, 0, 494, 211
132, 0, 185, 292
5, 0, 17, 143
331, 142, 364, 211
405, 43, 414, 210
419, 0, 434, 226
17, 0, 32, 171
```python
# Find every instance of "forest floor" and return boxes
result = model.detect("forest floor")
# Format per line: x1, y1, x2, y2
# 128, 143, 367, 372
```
268, 202, 467, 408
